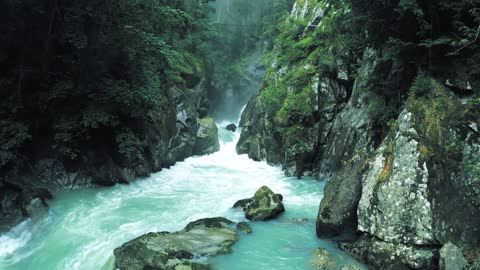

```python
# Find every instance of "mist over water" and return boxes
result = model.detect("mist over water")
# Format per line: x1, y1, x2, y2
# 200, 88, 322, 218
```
0, 121, 365, 270
206, 0, 269, 122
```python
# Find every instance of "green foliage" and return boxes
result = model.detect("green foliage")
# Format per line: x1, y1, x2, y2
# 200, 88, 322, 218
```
407, 77, 468, 151
0, 0, 210, 170
367, 95, 388, 123
116, 130, 143, 163
276, 88, 316, 120
260, 85, 288, 117
0, 121, 31, 167
410, 74, 435, 98
279, 125, 310, 153
284, 64, 316, 89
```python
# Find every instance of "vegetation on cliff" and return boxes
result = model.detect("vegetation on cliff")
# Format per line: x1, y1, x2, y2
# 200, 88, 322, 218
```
0, 0, 212, 179
238, 0, 480, 267
244, 0, 479, 174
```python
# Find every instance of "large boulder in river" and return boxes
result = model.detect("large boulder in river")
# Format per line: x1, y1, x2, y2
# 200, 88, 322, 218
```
233, 186, 285, 221
226, 124, 237, 132
193, 117, 220, 155
113, 217, 237, 270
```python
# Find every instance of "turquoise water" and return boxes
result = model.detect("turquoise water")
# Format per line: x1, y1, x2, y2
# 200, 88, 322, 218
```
0, 126, 365, 270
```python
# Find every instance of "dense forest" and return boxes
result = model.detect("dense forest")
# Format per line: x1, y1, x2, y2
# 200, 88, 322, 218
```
0, 0, 479, 269
0, 0, 218, 223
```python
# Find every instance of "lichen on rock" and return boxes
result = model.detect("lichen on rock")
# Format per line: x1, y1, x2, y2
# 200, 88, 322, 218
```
357, 110, 435, 246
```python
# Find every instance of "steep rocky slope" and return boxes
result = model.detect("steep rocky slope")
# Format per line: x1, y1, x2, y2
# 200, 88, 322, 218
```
238, 0, 480, 268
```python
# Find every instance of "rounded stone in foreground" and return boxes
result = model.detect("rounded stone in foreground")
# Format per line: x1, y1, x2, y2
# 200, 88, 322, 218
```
113, 217, 237, 270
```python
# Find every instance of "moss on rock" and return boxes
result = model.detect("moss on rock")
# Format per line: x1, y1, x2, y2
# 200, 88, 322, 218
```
113, 217, 238, 270
233, 186, 285, 221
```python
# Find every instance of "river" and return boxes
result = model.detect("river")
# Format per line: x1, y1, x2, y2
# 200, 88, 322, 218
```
0, 121, 365, 270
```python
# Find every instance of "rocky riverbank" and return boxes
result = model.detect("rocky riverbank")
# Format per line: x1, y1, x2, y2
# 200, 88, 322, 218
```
237, 0, 480, 268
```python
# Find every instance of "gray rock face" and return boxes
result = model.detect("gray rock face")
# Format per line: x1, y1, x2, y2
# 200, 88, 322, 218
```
339, 235, 437, 270
430, 129, 480, 245
315, 49, 376, 237
233, 186, 285, 221
439, 242, 467, 270
114, 217, 238, 270
316, 154, 366, 237
0, 182, 52, 228
357, 110, 435, 245
236, 93, 282, 163
193, 117, 220, 156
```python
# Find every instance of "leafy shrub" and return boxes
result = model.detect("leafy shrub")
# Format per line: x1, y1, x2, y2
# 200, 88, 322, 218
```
0, 121, 31, 166
276, 87, 315, 121
116, 130, 143, 163
410, 74, 435, 98
367, 95, 388, 123
407, 77, 468, 151
260, 85, 288, 117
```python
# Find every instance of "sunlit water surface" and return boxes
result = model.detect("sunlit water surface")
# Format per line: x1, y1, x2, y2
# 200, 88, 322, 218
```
0, 124, 365, 270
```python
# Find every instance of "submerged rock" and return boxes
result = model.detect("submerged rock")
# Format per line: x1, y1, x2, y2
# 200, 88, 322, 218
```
312, 248, 335, 269
193, 117, 220, 156
291, 218, 309, 224
439, 242, 467, 270
233, 186, 285, 221
340, 265, 361, 270
226, 124, 237, 132
236, 222, 253, 234
113, 217, 238, 270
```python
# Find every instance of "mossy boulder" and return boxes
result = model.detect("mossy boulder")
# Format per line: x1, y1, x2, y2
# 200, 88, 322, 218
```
113, 217, 238, 270
233, 186, 285, 221
193, 117, 220, 155
236, 222, 253, 234
184, 217, 234, 231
